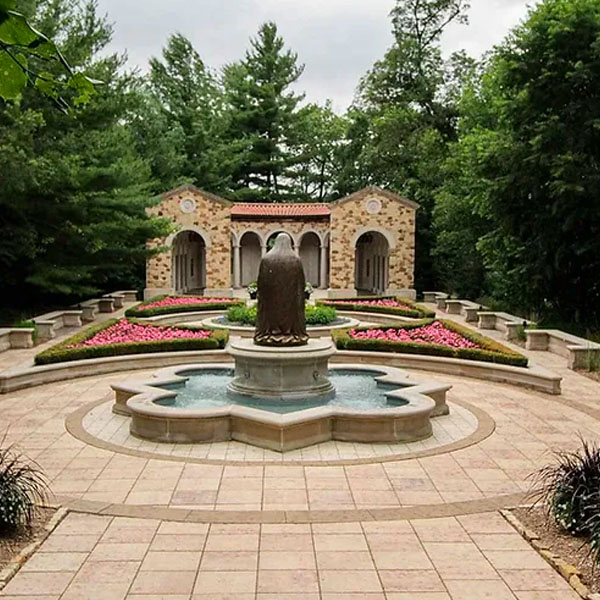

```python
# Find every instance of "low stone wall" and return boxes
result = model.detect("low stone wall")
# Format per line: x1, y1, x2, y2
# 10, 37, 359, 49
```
0, 344, 561, 395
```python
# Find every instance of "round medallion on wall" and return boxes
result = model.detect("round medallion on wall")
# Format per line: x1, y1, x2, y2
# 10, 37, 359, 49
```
365, 197, 382, 215
179, 198, 197, 214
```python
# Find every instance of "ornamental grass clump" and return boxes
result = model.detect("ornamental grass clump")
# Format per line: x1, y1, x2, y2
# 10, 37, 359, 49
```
531, 440, 600, 562
0, 445, 49, 532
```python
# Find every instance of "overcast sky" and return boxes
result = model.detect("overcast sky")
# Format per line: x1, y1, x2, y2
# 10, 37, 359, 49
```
96, 0, 535, 112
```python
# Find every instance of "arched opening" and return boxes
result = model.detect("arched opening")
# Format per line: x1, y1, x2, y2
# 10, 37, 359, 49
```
299, 232, 320, 287
171, 231, 206, 294
355, 231, 389, 294
240, 232, 262, 287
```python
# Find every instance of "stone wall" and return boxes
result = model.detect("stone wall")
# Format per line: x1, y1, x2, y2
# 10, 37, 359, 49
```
329, 188, 416, 295
145, 186, 232, 297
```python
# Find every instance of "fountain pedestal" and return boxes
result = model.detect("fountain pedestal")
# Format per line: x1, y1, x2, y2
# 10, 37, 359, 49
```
227, 337, 335, 401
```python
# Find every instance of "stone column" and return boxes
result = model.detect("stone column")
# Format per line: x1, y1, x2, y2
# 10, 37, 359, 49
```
319, 244, 328, 289
232, 244, 241, 288
261, 244, 267, 258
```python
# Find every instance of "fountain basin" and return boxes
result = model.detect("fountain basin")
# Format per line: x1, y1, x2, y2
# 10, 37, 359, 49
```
227, 337, 336, 400
112, 364, 451, 452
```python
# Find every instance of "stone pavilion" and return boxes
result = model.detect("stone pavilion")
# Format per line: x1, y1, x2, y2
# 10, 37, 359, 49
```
144, 184, 418, 299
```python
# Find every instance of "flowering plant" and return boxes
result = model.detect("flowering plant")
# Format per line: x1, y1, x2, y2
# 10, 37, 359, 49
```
333, 319, 528, 367
319, 296, 434, 319
126, 295, 242, 318
68, 319, 212, 348
140, 297, 236, 311
35, 318, 228, 365
349, 321, 479, 350
325, 298, 412, 310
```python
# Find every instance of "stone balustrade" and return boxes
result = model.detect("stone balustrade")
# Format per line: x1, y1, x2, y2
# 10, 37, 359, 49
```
526, 329, 600, 370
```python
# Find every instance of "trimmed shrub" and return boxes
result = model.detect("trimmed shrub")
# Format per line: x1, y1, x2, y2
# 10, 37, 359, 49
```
0, 445, 49, 531
125, 295, 243, 318
318, 296, 434, 319
332, 318, 528, 367
35, 319, 229, 365
226, 304, 257, 325
226, 304, 337, 326
305, 304, 337, 325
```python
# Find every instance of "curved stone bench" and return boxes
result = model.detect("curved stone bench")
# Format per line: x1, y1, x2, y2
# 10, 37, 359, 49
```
526, 329, 600, 370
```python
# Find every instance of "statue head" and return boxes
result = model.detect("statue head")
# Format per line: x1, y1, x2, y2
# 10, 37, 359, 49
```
271, 232, 293, 254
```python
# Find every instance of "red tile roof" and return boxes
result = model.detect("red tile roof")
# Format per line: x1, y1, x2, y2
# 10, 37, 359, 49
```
231, 203, 331, 217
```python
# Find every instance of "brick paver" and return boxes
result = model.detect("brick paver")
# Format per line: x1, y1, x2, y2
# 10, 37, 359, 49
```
0, 303, 597, 596
0, 512, 581, 599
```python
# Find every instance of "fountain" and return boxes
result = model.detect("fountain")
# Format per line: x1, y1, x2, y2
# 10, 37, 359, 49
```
227, 233, 336, 401
112, 233, 451, 451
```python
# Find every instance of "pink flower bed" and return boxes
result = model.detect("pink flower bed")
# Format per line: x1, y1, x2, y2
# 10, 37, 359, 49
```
349, 321, 480, 350
70, 319, 212, 348
326, 299, 412, 309
141, 296, 236, 310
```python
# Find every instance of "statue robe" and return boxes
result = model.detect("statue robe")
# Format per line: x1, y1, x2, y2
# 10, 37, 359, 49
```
253, 233, 309, 347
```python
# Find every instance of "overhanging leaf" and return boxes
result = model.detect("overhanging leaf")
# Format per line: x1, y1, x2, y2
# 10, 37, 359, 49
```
0, 50, 27, 99
0, 11, 38, 45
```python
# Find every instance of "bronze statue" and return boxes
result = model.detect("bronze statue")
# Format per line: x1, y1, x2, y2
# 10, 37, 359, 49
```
254, 233, 309, 347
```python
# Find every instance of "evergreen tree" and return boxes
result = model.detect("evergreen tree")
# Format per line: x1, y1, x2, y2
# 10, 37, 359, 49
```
147, 33, 227, 191
0, 0, 170, 316
223, 22, 305, 202
292, 102, 346, 202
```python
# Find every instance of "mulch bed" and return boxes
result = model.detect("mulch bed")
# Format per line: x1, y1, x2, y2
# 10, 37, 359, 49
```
513, 505, 599, 594
0, 507, 56, 571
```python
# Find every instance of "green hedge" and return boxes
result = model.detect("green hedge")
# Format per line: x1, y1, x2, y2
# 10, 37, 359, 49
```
125, 295, 243, 318
34, 319, 229, 365
318, 296, 434, 319
332, 318, 528, 367
226, 304, 338, 326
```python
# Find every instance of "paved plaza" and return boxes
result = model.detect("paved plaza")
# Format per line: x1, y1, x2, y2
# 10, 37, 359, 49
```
0, 303, 596, 598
